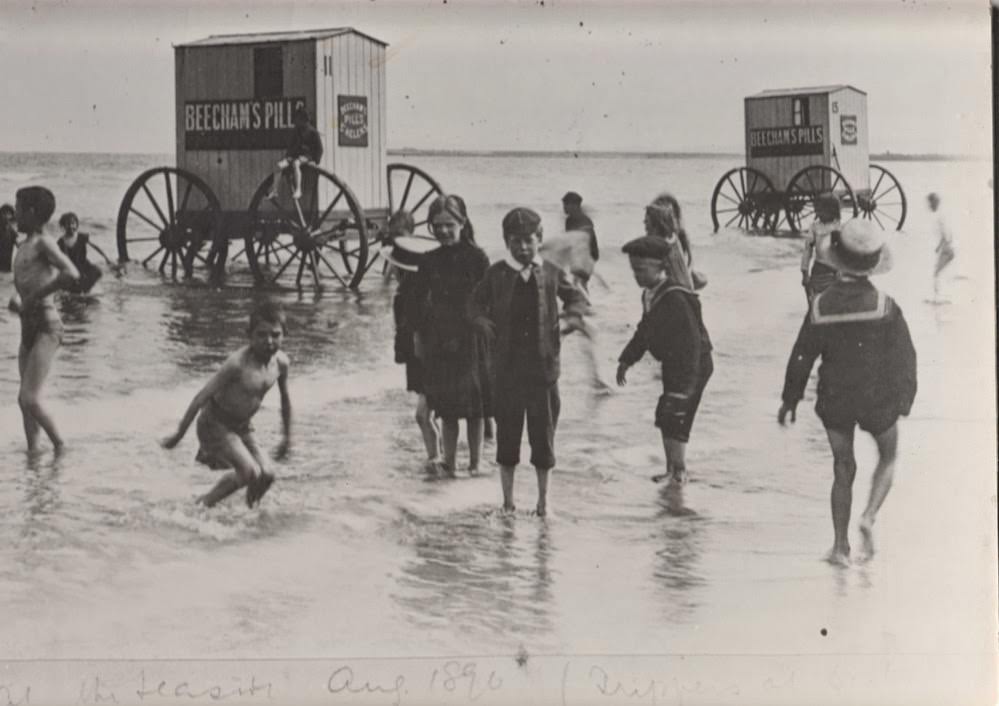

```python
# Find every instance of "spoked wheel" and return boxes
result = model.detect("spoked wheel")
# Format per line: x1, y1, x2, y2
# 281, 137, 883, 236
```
710, 167, 783, 234
387, 163, 445, 229
116, 167, 224, 279
785, 165, 859, 234
857, 164, 907, 231
245, 164, 368, 290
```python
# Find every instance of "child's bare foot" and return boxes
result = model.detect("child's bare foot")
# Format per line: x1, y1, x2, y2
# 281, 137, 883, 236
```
501, 503, 516, 515
669, 469, 688, 486
534, 503, 547, 518
468, 465, 479, 477
857, 519, 876, 562
651, 472, 669, 483
824, 547, 851, 568
440, 464, 457, 479
246, 472, 275, 508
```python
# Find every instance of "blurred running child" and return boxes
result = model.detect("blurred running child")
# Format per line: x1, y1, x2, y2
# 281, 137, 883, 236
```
0, 204, 17, 273
927, 192, 955, 303
469, 207, 589, 515
617, 235, 713, 485
779, 219, 916, 566
162, 301, 292, 508
409, 195, 491, 476
560, 191, 599, 291
266, 107, 324, 201
11, 186, 80, 453
57, 212, 122, 293
384, 210, 443, 471
799, 192, 841, 304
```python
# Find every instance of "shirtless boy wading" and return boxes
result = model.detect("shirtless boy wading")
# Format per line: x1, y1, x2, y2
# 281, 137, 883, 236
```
11, 186, 80, 454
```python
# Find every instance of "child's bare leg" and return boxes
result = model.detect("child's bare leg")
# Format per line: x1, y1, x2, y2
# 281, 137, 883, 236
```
483, 417, 494, 441
440, 418, 459, 476
267, 159, 288, 199
198, 438, 260, 507
466, 417, 483, 473
535, 466, 551, 516
415, 394, 440, 461
244, 439, 274, 507
18, 334, 63, 452
500, 465, 516, 512
292, 158, 304, 199
824, 427, 857, 565
858, 424, 898, 560
662, 434, 688, 485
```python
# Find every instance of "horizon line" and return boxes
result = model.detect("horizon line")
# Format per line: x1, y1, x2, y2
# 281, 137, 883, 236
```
0, 148, 984, 162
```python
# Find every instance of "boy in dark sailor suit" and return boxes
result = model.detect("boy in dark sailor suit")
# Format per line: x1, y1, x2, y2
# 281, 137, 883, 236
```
616, 235, 713, 487
779, 219, 917, 567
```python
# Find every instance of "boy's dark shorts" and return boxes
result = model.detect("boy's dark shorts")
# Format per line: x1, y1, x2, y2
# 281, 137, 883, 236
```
494, 380, 560, 469
655, 361, 712, 443
405, 360, 424, 394
816, 397, 899, 436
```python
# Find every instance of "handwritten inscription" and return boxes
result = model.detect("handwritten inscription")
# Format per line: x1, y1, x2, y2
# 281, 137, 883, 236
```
135, 672, 272, 701
427, 661, 502, 702
327, 666, 405, 706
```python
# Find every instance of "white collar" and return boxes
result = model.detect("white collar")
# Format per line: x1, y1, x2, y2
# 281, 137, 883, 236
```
504, 253, 544, 278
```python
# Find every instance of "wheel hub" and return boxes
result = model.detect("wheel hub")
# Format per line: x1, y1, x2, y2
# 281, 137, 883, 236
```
159, 224, 189, 252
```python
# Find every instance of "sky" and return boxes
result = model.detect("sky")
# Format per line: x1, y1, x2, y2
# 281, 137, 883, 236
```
0, 0, 992, 155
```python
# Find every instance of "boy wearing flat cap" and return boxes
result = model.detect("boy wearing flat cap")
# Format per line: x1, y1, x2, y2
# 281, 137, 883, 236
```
617, 235, 714, 486
469, 207, 589, 516
779, 219, 917, 567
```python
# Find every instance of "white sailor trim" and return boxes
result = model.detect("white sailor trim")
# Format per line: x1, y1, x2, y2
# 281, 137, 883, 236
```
810, 290, 888, 324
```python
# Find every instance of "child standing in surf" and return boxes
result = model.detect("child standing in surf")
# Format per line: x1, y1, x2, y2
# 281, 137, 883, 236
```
616, 235, 713, 486
779, 219, 916, 566
162, 301, 292, 508
57, 212, 122, 293
799, 193, 841, 304
469, 207, 589, 516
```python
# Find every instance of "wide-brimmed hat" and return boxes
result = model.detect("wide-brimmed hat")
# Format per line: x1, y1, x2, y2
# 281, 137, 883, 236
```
817, 218, 892, 277
379, 235, 439, 272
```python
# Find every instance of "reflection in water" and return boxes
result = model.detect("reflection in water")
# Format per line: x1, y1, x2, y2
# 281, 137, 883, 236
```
652, 484, 705, 622
392, 511, 555, 645
20, 452, 62, 539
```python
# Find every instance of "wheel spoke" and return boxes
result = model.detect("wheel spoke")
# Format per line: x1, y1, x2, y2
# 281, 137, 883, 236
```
164, 172, 176, 227
129, 206, 163, 232
311, 189, 345, 231
724, 211, 741, 228
718, 190, 741, 207
309, 251, 322, 289
399, 170, 416, 210
295, 250, 308, 287
127, 236, 162, 243
171, 251, 178, 278
315, 250, 349, 288
178, 179, 194, 214
870, 211, 885, 229
229, 246, 246, 262
141, 182, 170, 228
874, 183, 900, 200
871, 170, 887, 197
141, 245, 165, 267
409, 186, 437, 214
271, 248, 302, 282
876, 209, 899, 226
714, 207, 740, 215
725, 175, 744, 200
738, 169, 746, 196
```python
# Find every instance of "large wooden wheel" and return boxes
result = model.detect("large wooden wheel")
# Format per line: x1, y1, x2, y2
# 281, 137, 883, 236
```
857, 164, 907, 231
710, 167, 784, 234
785, 165, 858, 234
116, 167, 224, 279
387, 163, 445, 230
245, 164, 368, 290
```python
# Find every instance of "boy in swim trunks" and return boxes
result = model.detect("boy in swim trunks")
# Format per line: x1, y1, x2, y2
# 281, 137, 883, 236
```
11, 186, 81, 453
779, 220, 917, 566
266, 107, 324, 201
161, 301, 292, 508
616, 235, 713, 486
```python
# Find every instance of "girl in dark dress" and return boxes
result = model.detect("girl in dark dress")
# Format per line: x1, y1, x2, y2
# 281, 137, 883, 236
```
57, 212, 120, 294
409, 195, 491, 476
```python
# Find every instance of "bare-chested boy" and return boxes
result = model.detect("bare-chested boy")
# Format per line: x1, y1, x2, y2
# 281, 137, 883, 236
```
161, 301, 291, 508
11, 186, 80, 454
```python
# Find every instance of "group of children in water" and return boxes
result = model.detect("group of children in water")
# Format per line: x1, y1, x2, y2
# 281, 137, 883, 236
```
6, 180, 931, 564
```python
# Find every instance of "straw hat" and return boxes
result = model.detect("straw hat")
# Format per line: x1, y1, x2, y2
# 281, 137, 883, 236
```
379, 235, 439, 272
817, 218, 892, 277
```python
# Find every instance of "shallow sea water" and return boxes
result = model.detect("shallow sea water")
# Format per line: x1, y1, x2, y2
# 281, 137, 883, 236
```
0, 152, 994, 703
